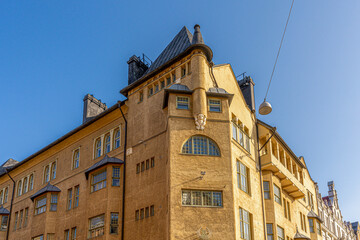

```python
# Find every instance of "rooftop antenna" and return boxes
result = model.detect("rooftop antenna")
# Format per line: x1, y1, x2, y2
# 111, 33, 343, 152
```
259, 0, 295, 115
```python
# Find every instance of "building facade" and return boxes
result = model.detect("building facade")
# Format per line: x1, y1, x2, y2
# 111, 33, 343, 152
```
0, 24, 357, 240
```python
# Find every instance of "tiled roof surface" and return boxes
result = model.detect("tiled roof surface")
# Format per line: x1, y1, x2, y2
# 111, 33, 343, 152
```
0, 206, 10, 215
294, 232, 310, 239
85, 155, 123, 178
30, 183, 61, 201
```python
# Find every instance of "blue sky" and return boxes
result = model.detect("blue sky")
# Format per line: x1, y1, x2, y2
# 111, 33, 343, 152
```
1, 1, 359, 221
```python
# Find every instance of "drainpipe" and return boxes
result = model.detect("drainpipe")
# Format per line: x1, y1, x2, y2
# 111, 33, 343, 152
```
119, 102, 127, 240
5, 169, 15, 240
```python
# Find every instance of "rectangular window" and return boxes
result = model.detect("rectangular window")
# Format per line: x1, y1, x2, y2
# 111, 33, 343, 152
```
64, 230, 69, 240
71, 227, 76, 240
151, 157, 155, 168
273, 184, 281, 204
146, 159, 149, 170
267, 224, 273, 240
14, 212, 18, 230
150, 205, 155, 216
237, 161, 250, 194
32, 235, 44, 240
172, 72, 176, 82
166, 77, 171, 86
300, 213, 304, 230
112, 167, 120, 186
50, 194, 58, 211
24, 208, 28, 227
287, 201, 291, 221
187, 61, 191, 74
148, 87, 153, 96
232, 122, 238, 141
239, 208, 252, 240
74, 185, 79, 208
141, 162, 145, 172
110, 213, 119, 234
47, 234, 55, 240
135, 210, 139, 221
181, 66, 186, 77
309, 219, 314, 233
263, 181, 270, 199
89, 214, 105, 238
176, 96, 189, 110
35, 196, 47, 215
283, 198, 287, 219
140, 208, 144, 219
91, 170, 107, 192
316, 221, 321, 235
181, 190, 222, 207
145, 207, 149, 218
1, 215, 8, 231
209, 99, 221, 112
139, 91, 143, 103
155, 84, 159, 93
160, 80, 165, 89
136, 163, 140, 174
67, 189, 73, 210
18, 210, 23, 229
277, 226, 285, 240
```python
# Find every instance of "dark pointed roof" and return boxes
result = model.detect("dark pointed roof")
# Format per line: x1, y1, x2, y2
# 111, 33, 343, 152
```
0, 206, 10, 215
30, 183, 61, 201
144, 26, 193, 75
307, 210, 322, 222
85, 155, 123, 179
294, 232, 310, 239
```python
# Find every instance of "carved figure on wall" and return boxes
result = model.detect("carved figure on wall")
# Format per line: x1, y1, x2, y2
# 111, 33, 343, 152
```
194, 114, 207, 130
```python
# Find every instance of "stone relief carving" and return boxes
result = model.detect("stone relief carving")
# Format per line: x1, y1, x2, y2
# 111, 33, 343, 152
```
194, 114, 207, 130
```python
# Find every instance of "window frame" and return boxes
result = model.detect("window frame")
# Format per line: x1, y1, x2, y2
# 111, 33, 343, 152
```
181, 190, 223, 207
112, 167, 120, 187
73, 148, 80, 169
237, 161, 250, 195
208, 99, 221, 112
273, 184, 281, 205
277, 225, 285, 240
50, 193, 58, 211
35, 196, 47, 215
104, 134, 111, 154
181, 135, 221, 156
88, 214, 105, 238
110, 212, 119, 234
67, 188, 73, 210
94, 138, 102, 158
176, 96, 190, 110
239, 207, 252, 240
263, 181, 270, 200
114, 129, 121, 149
1, 215, 8, 231
91, 169, 107, 193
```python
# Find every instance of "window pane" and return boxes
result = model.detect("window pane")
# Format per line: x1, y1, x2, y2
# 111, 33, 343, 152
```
182, 191, 191, 205
191, 191, 201, 206
177, 97, 189, 110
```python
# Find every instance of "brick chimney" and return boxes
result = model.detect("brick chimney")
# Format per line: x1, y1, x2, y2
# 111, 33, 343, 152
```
83, 94, 107, 123
127, 55, 148, 85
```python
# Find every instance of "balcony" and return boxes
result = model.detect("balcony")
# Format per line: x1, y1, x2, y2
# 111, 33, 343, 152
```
261, 152, 305, 199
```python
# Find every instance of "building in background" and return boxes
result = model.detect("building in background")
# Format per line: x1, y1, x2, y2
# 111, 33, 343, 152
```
0, 24, 357, 240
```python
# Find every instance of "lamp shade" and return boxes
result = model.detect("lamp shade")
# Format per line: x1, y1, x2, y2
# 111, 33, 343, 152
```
259, 101, 272, 115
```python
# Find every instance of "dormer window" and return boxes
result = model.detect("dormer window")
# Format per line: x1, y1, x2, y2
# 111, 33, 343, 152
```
176, 97, 189, 110
209, 99, 221, 112
181, 66, 186, 77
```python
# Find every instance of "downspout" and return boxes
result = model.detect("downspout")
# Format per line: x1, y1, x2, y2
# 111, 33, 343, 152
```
5, 169, 15, 240
119, 102, 127, 240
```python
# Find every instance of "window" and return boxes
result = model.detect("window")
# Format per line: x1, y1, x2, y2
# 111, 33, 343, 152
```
17, 180, 22, 196
32, 235, 44, 240
73, 149, 80, 169
139, 91, 143, 102
140, 208, 144, 219
74, 185, 79, 208
112, 167, 120, 186
209, 99, 221, 112
44, 166, 50, 183
65, 229, 69, 240
277, 226, 285, 240
141, 162, 145, 172
1, 215, 8, 231
309, 219, 314, 233
95, 138, 101, 158
237, 161, 250, 194
273, 184, 281, 204
263, 181, 270, 199
19, 210, 23, 229
110, 213, 119, 234
136, 163, 140, 174
182, 190, 222, 207
47, 233, 55, 240
89, 214, 105, 238
181, 66, 186, 77
29, 175, 34, 191
151, 157, 155, 168
148, 86, 154, 96
232, 122, 238, 141
145, 207, 149, 218
155, 84, 159, 93
14, 212, 18, 230
232, 119, 251, 152
114, 129, 120, 149
4, 187, 8, 203
51, 162, 56, 180
239, 208, 252, 240
172, 72, 176, 82
287, 201, 291, 220
176, 96, 189, 110
187, 61, 191, 74
35, 196, 47, 215
182, 135, 220, 156
135, 210, 139, 221
267, 224, 273, 240
67, 189, 72, 210
23, 177, 28, 194
316, 221, 321, 235
150, 205, 155, 216
104, 134, 111, 154
24, 208, 28, 227
91, 170, 107, 192
0, 190, 3, 204
71, 227, 77, 240
166, 77, 171, 86
146, 159, 149, 170
160, 80, 165, 89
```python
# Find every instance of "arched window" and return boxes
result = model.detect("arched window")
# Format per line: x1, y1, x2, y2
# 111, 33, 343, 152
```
95, 138, 102, 158
181, 135, 220, 156
29, 174, 34, 191
4, 187, 8, 203
51, 162, 57, 180
73, 149, 80, 169
114, 129, 120, 149
23, 177, 28, 194
17, 180, 22, 196
104, 134, 111, 154
0, 190, 3, 204
44, 166, 50, 183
